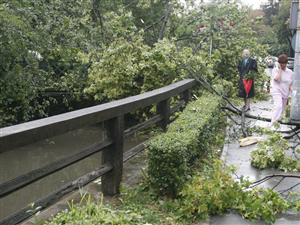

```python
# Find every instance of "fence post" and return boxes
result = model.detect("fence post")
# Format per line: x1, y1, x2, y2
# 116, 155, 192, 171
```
102, 116, 124, 196
180, 89, 191, 104
157, 98, 171, 130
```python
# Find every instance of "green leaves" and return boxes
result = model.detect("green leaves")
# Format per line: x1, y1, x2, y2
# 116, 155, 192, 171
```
85, 36, 147, 101
147, 93, 224, 197
84, 38, 200, 101
180, 160, 292, 224
251, 132, 300, 172
172, 2, 268, 96
46, 195, 149, 225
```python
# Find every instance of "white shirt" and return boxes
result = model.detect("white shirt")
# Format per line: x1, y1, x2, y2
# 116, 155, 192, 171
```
271, 68, 294, 98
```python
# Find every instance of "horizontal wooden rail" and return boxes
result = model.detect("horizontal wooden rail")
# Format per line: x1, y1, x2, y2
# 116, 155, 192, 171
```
0, 79, 196, 225
123, 142, 147, 162
0, 139, 112, 198
124, 114, 163, 138
0, 164, 113, 225
0, 79, 196, 152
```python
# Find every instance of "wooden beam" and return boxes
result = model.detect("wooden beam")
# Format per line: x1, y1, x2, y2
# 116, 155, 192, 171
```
123, 142, 147, 162
102, 116, 124, 195
124, 114, 162, 138
0, 79, 196, 152
157, 99, 171, 131
0, 165, 112, 225
0, 139, 112, 198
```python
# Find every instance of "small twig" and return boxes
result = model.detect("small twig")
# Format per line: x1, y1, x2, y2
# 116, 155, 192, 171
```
293, 151, 300, 161
224, 112, 241, 126
296, 133, 300, 142
241, 108, 247, 137
144, 16, 166, 31
223, 106, 300, 126
232, 170, 244, 180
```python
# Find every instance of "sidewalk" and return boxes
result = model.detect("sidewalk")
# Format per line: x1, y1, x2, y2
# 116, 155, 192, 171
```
211, 100, 300, 225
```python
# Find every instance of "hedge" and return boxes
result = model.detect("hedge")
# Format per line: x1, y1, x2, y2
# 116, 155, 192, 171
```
147, 92, 224, 197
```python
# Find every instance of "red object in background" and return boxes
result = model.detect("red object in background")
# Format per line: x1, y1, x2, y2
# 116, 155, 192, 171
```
242, 79, 253, 97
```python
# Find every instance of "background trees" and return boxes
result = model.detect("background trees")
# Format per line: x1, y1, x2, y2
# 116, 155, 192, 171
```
0, 0, 274, 127
261, 0, 292, 56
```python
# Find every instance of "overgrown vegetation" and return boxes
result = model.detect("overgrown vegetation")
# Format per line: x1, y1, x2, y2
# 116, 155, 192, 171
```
179, 160, 300, 224
45, 155, 300, 225
147, 92, 224, 197
45, 93, 300, 225
4, 1, 299, 224
0, 0, 269, 127
45, 94, 227, 225
251, 130, 300, 172
260, 0, 292, 56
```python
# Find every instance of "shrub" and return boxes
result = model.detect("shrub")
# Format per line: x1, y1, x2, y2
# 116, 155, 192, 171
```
179, 160, 291, 224
147, 92, 224, 197
45, 195, 147, 225
251, 132, 300, 172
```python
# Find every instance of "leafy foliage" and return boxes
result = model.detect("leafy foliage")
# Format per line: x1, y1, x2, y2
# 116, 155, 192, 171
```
271, 0, 292, 55
0, 0, 270, 127
147, 93, 224, 197
180, 160, 293, 224
243, 70, 257, 80
85, 37, 210, 101
260, 0, 292, 55
173, 1, 267, 81
84, 36, 147, 101
251, 131, 300, 172
45, 160, 300, 225
45, 194, 149, 225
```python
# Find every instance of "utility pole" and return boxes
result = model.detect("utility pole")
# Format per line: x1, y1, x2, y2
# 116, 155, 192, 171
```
291, 0, 300, 121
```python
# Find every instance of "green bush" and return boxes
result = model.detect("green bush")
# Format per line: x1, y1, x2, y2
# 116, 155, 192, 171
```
251, 132, 300, 172
147, 93, 224, 197
45, 195, 147, 225
179, 160, 291, 224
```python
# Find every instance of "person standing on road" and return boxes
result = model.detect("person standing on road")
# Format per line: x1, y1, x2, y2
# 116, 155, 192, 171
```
270, 54, 294, 126
237, 49, 258, 111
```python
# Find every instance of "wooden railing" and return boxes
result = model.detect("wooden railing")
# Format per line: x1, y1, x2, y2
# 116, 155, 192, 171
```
0, 79, 196, 225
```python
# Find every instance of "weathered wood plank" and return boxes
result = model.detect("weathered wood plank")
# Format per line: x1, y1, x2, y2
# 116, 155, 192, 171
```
0, 79, 196, 152
0, 139, 112, 198
102, 116, 124, 195
0, 165, 112, 225
157, 99, 171, 131
124, 114, 162, 138
123, 142, 147, 162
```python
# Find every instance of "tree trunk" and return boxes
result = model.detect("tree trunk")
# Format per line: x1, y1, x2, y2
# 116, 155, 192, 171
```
158, 1, 172, 40
91, 0, 105, 41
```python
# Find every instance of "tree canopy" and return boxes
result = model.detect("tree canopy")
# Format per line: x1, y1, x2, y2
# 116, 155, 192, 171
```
0, 0, 274, 127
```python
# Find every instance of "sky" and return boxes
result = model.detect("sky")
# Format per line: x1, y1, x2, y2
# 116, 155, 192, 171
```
241, 0, 268, 9
185, 0, 269, 9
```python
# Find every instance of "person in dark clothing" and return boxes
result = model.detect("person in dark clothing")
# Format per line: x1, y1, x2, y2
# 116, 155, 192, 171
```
237, 49, 258, 111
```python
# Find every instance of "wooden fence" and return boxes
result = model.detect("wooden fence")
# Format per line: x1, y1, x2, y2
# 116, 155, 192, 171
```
0, 79, 196, 225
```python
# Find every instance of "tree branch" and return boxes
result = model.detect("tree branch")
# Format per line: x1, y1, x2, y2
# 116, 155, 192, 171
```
158, 1, 172, 40
222, 106, 300, 127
